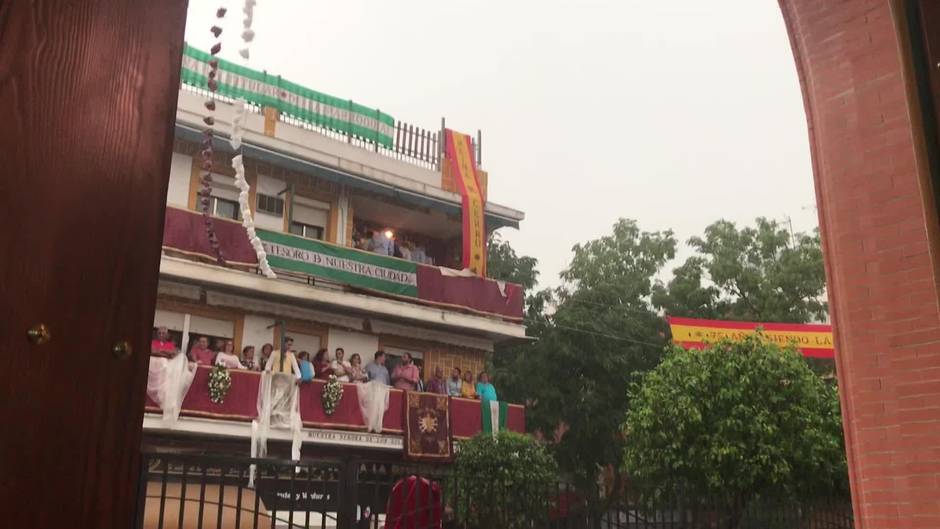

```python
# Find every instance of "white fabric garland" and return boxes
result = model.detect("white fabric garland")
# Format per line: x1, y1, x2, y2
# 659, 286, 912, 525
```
229, 0, 275, 279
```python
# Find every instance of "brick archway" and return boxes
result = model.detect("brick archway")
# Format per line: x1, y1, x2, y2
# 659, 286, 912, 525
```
779, 1, 940, 527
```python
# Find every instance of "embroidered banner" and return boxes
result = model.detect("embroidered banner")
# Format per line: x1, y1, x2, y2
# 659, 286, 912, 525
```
444, 129, 487, 276
667, 316, 835, 359
181, 43, 395, 147
258, 229, 418, 297
403, 393, 453, 461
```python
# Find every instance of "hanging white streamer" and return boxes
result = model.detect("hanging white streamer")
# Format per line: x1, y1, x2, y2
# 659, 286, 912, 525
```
229, 0, 276, 279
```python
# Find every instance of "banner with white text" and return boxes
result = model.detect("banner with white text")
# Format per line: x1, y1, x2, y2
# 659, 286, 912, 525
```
258, 230, 417, 297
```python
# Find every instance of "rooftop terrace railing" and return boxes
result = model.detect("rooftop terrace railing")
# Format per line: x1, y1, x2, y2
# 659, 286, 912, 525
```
180, 44, 481, 173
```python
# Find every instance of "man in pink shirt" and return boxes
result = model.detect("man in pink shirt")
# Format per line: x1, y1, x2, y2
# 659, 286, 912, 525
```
391, 353, 420, 391
150, 327, 178, 358
188, 335, 216, 366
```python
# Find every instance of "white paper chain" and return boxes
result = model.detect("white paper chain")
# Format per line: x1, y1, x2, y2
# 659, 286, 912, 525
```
229, 0, 276, 279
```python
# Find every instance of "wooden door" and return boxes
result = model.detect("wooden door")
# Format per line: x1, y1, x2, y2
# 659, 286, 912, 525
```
0, 2, 188, 527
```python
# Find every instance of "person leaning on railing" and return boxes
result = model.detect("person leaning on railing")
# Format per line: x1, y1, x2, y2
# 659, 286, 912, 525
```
460, 369, 477, 399
475, 371, 497, 401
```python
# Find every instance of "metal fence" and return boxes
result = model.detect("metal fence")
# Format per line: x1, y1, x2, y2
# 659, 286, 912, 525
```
136, 451, 853, 529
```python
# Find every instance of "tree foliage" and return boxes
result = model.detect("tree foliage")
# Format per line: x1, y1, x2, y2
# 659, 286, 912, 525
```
622, 334, 847, 515
652, 218, 827, 323
492, 220, 676, 492
452, 432, 558, 529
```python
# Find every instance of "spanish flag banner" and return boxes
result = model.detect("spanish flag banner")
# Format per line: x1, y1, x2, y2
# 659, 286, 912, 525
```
667, 316, 835, 359
444, 129, 487, 275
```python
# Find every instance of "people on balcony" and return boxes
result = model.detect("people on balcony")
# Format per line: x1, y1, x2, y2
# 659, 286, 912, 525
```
215, 340, 245, 369
426, 366, 447, 395
447, 367, 463, 397
365, 350, 390, 386
188, 336, 216, 366
476, 371, 498, 401
257, 343, 274, 371
241, 346, 256, 370
313, 349, 334, 380
148, 327, 196, 423
392, 352, 420, 391
296, 351, 315, 382
460, 370, 477, 399
331, 347, 352, 382
348, 353, 369, 383
267, 337, 301, 378
359, 351, 391, 433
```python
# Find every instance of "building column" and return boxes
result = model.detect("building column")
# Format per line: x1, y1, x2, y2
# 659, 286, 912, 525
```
780, 1, 940, 527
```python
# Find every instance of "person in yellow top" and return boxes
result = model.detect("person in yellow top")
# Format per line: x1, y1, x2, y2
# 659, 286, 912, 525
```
264, 336, 301, 429
266, 337, 301, 377
460, 369, 477, 399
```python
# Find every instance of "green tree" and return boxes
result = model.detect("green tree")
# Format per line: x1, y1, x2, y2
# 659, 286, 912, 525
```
487, 233, 554, 404
509, 219, 677, 507
622, 334, 847, 527
452, 432, 559, 529
652, 218, 827, 323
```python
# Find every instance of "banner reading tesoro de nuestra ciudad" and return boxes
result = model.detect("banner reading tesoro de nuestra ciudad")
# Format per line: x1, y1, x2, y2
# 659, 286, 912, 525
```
258, 229, 417, 297
667, 316, 835, 359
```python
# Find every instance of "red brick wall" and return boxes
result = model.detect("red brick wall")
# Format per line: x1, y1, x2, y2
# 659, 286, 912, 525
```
780, 1, 940, 527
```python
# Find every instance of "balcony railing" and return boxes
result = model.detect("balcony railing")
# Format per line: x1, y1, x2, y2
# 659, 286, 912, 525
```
161, 206, 525, 321
144, 366, 525, 439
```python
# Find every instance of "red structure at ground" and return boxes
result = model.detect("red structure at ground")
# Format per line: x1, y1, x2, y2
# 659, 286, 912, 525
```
780, 1, 940, 527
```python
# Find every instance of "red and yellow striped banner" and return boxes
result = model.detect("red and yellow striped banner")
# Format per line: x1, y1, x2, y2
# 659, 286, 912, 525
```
667, 317, 835, 359
444, 129, 486, 276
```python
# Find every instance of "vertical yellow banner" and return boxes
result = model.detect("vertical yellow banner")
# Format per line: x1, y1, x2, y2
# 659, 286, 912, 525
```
444, 129, 486, 275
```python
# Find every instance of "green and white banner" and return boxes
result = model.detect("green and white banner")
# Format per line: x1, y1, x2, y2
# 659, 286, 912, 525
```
181, 43, 396, 147
258, 230, 418, 297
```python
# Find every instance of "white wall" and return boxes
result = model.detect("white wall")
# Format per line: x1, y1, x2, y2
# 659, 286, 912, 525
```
167, 153, 193, 207
327, 329, 379, 362
291, 332, 322, 356
242, 314, 276, 351
255, 173, 286, 231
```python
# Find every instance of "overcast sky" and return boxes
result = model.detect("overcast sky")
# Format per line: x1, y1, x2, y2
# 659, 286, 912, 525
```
185, 0, 819, 289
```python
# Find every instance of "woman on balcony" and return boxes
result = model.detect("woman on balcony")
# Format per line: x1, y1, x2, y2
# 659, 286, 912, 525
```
215, 340, 245, 369
475, 371, 498, 401
460, 370, 477, 399
313, 349, 334, 380
348, 353, 369, 383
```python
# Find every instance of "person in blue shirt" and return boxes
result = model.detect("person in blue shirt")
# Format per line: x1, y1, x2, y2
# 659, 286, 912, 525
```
365, 350, 391, 386
446, 367, 462, 397
296, 351, 315, 382
475, 371, 498, 401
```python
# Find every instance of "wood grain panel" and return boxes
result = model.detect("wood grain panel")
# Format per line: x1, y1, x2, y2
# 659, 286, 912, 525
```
0, 1, 188, 527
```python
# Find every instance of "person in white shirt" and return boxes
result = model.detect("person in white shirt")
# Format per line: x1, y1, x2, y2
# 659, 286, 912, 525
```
215, 340, 246, 369
330, 347, 352, 383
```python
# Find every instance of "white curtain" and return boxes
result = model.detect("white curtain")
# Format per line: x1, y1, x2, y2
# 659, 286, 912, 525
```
356, 381, 390, 433
250, 371, 302, 486
147, 354, 196, 425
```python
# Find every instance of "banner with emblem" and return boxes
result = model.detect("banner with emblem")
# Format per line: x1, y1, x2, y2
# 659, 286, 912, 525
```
444, 129, 487, 276
403, 393, 453, 461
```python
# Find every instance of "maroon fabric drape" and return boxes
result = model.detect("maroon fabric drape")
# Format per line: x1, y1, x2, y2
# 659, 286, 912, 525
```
384, 476, 443, 529
403, 393, 453, 461
416, 265, 524, 319
145, 367, 521, 437
162, 206, 258, 265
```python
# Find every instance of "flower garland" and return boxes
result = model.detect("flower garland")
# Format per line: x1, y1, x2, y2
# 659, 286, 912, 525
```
208, 364, 232, 404
199, 6, 229, 266
230, 0, 276, 278
321, 374, 344, 416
